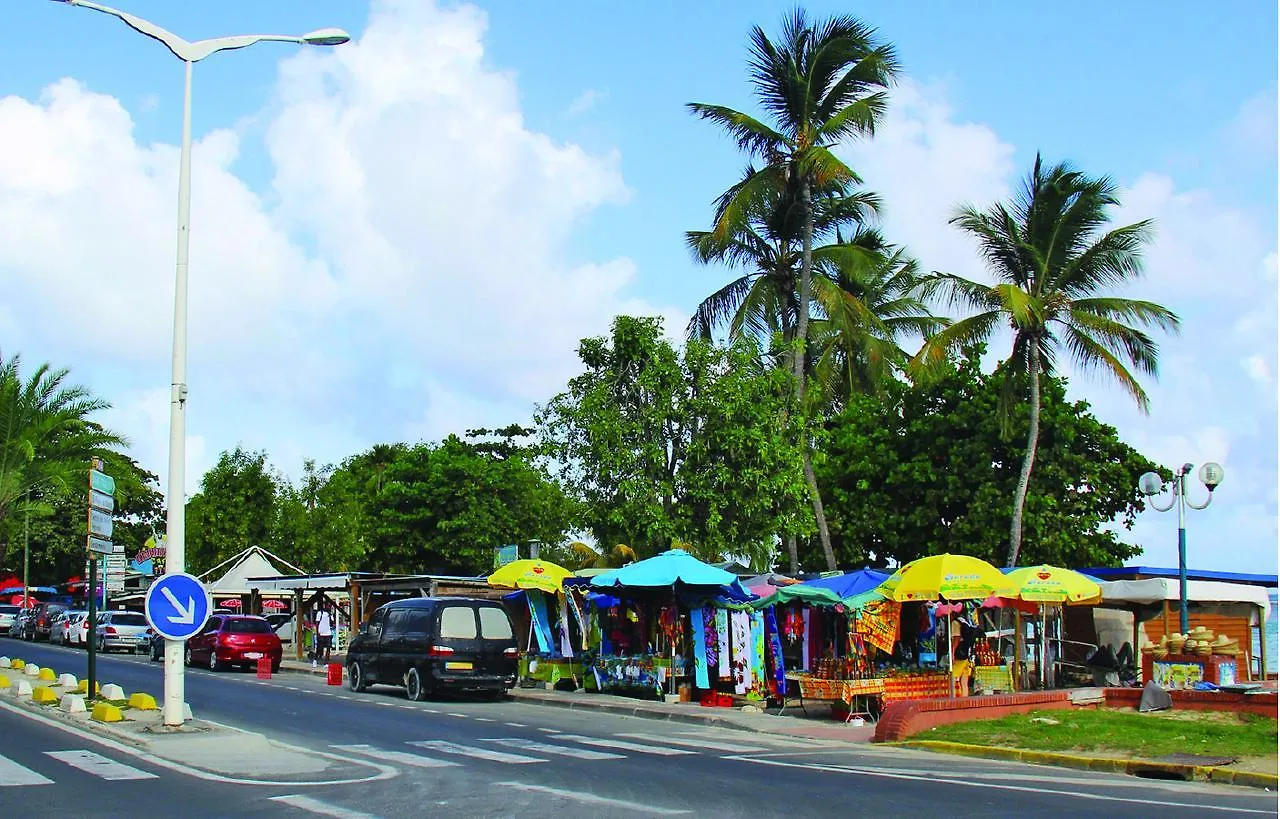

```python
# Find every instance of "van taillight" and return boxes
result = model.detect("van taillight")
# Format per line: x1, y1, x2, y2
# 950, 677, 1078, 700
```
503, 647, 518, 658
427, 645, 455, 657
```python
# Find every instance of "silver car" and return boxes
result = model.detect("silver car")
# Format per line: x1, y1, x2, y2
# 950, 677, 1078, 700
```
95, 611, 151, 653
0, 604, 18, 635
52, 610, 87, 645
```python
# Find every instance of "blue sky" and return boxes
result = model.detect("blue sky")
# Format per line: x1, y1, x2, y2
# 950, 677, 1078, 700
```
1, 1, 1275, 573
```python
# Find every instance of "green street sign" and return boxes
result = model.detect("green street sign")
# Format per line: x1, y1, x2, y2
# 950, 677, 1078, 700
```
90, 470, 115, 496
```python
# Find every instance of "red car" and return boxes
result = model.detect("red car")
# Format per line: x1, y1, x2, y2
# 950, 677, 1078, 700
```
184, 614, 282, 672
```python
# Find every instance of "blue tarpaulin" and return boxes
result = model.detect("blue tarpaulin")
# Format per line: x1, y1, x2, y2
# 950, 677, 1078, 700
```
800, 568, 889, 600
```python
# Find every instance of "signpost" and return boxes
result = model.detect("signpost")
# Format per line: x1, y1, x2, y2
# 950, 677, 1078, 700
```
86, 460, 115, 702
144, 573, 211, 641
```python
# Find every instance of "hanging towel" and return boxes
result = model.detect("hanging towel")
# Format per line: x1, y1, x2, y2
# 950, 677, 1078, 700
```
715, 608, 731, 680
566, 591, 588, 652
749, 611, 766, 695
702, 606, 719, 673
801, 608, 811, 671
558, 594, 574, 658
690, 607, 710, 689
528, 591, 553, 654
765, 607, 786, 696
731, 611, 751, 694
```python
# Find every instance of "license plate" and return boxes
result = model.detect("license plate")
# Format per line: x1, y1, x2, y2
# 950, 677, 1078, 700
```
444, 661, 473, 671
245, 652, 263, 659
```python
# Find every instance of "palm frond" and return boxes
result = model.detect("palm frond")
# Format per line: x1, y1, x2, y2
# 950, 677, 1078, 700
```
686, 103, 790, 157
1054, 220, 1155, 296
1062, 325, 1152, 412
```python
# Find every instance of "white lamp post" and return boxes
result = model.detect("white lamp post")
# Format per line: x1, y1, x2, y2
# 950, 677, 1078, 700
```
50, 0, 348, 727
1138, 462, 1224, 635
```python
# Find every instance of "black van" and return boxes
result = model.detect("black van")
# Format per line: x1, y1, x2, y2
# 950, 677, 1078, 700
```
346, 597, 519, 700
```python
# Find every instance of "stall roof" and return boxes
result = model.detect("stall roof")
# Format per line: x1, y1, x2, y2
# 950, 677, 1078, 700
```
1084, 566, 1277, 587
245, 572, 389, 592
1097, 578, 1270, 617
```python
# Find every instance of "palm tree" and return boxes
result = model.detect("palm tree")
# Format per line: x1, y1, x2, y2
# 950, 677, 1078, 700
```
810, 227, 945, 405
566, 541, 637, 571
689, 10, 898, 572
913, 155, 1180, 567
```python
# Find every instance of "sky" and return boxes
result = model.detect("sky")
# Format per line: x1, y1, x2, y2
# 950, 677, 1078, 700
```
1, 0, 1275, 574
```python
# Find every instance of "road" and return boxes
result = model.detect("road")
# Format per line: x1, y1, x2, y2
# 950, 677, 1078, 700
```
2, 638, 1275, 818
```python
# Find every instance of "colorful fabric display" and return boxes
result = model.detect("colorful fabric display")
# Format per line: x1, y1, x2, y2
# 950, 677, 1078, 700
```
715, 608, 730, 680
731, 610, 752, 694
764, 606, 786, 695
528, 591, 553, 654
749, 611, 766, 695
558, 594, 574, 658
690, 607, 710, 689
801, 608, 811, 671
702, 606, 719, 672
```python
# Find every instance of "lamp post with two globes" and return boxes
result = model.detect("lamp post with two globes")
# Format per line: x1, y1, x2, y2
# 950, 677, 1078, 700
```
1138, 462, 1225, 635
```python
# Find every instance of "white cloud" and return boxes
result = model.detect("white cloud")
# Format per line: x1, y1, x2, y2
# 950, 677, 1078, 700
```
1224, 90, 1278, 159
0, 0, 672, 497
840, 78, 1278, 574
566, 89, 604, 117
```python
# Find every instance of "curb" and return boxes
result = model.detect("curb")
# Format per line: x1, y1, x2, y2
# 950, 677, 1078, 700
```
893, 740, 1278, 791
507, 689, 787, 736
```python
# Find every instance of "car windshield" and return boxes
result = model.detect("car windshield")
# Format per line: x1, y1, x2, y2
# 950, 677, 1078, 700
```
111, 613, 147, 626
226, 619, 272, 634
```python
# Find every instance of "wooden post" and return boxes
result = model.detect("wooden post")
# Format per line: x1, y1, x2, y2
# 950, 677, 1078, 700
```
1162, 599, 1171, 639
351, 581, 362, 630
294, 588, 304, 661
1014, 611, 1022, 692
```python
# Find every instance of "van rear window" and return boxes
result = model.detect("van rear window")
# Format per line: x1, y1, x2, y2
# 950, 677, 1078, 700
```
439, 606, 477, 639
112, 613, 147, 626
478, 607, 513, 640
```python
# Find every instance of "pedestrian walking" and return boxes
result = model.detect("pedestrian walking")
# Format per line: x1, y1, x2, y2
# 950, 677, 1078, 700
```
314, 602, 334, 668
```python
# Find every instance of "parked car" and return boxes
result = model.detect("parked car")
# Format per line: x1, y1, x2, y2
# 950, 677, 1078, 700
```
95, 611, 151, 653
69, 612, 93, 647
11, 608, 35, 640
32, 603, 67, 642
345, 597, 518, 700
0, 604, 19, 635
183, 615, 282, 672
51, 610, 87, 645
266, 613, 296, 645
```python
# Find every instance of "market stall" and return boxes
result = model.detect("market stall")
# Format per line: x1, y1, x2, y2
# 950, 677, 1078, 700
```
487, 559, 589, 688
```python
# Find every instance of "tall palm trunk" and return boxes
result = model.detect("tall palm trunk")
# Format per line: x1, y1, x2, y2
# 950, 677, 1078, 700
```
794, 176, 837, 571
785, 533, 798, 576
1008, 345, 1041, 567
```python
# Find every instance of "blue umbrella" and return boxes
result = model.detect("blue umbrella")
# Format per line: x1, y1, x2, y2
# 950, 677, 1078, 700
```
591, 549, 748, 597
800, 568, 890, 599
0, 585, 57, 595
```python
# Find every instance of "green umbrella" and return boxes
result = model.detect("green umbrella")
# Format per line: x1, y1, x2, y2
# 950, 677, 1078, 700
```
751, 583, 842, 609
841, 588, 886, 611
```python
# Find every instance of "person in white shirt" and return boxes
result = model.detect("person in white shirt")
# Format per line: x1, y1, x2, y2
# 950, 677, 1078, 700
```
314, 603, 334, 667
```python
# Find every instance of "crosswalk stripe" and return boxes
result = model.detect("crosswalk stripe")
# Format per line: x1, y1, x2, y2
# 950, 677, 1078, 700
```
330, 745, 459, 769
0, 754, 52, 787
555, 735, 697, 756
482, 738, 625, 760
45, 750, 158, 781
407, 740, 544, 764
615, 733, 768, 753
270, 794, 381, 818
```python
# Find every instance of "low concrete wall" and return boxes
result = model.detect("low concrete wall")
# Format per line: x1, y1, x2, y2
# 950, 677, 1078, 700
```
1104, 687, 1277, 718
874, 691, 1073, 742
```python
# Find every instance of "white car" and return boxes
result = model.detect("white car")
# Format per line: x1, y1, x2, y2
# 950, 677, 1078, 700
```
52, 610, 87, 645
95, 611, 151, 653
0, 604, 18, 635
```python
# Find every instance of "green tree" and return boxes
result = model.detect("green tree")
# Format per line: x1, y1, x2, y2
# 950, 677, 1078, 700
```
914, 155, 1179, 566
0, 352, 126, 569
689, 10, 899, 570
819, 350, 1158, 570
539, 316, 807, 563
185, 446, 279, 575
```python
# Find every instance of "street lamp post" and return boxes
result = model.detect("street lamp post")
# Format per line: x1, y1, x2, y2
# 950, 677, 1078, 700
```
1138, 462, 1224, 635
49, 0, 348, 727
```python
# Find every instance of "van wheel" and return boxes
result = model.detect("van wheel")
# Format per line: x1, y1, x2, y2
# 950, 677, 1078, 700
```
406, 667, 427, 701
348, 661, 367, 692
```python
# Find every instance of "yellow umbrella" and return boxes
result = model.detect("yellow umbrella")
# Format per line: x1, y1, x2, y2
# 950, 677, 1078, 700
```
487, 559, 572, 594
877, 553, 1016, 602
1004, 565, 1101, 604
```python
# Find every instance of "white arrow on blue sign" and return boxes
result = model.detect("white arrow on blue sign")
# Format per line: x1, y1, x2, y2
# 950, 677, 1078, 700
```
144, 573, 212, 641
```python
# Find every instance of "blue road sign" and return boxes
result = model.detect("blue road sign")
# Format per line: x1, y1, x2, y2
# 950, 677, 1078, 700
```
144, 573, 212, 641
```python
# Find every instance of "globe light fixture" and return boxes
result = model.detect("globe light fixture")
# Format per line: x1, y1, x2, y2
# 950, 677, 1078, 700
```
1139, 461, 1225, 633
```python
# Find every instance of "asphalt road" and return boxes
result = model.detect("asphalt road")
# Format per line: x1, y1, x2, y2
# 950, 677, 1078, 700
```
3, 638, 1276, 818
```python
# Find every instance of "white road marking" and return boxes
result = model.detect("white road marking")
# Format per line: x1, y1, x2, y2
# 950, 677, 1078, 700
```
330, 745, 459, 769
537, 727, 561, 733
483, 738, 625, 760
728, 756, 1275, 815
556, 735, 697, 756
503, 722, 526, 728
615, 733, 767, 753
270, 794, 381, 818
0, 754, 52, 786
45, 750, 158, 781
496, 782, 690, 815
408, 740, 545, 765
446, 712, 468, 718
472, 717, 495, 722
421, 708, 439, 713
398, 706, 415, 710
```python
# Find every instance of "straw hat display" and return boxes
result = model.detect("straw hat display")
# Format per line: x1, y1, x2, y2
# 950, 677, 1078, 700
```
1212, 634, 1241, 656
1166, 632, 1187, 653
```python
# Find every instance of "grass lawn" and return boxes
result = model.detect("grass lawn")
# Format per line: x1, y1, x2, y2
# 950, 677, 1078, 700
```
925, 708, 1278, 761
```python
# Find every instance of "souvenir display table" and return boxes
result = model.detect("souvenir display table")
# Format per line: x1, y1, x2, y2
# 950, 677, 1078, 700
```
518, 656, 585, 687
784, 673, 885, 721
1143, 653, 1240, 689
880, 671, 951, 703
585, 655, 681, 698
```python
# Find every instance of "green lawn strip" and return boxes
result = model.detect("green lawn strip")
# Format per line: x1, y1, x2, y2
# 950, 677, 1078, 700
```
926, 709, 1277, 759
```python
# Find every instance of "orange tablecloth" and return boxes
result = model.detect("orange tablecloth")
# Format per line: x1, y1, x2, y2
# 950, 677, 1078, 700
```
794, 675, 885, 703
880, 672, 951, 703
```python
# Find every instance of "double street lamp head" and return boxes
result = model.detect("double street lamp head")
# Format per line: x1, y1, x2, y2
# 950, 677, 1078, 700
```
1138, 462, 1225, 497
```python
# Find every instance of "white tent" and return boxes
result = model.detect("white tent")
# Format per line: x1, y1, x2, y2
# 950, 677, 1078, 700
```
1097, 578, 1270, 622
199, 546, 304, 597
